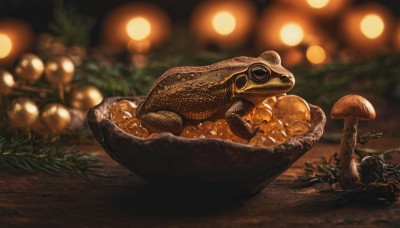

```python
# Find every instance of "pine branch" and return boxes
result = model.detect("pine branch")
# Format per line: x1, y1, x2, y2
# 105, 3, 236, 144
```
0, 133, 102, 178
297, 154, 340, 188
291, 52, 400, 111
321, 131, 383, 145
358, 131, 383, 145
338, 180, 400, 205
297, 152, 400, 204
75, 62, 141, 97
49, 0, 94, 45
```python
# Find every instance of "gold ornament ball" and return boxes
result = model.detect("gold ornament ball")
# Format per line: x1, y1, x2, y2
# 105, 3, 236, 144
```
70, 86, 103, 111
6, 98, 39, 129
14, 53, 44, 82
41, 103, 71, 134
45, 56, 75, 85
0, 70, 15, 95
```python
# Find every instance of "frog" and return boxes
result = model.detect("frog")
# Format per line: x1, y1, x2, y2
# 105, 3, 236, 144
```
137, 51, 295, 140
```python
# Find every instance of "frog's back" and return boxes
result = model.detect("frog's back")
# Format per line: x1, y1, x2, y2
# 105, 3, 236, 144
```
145, 56, 254, 94
138, 56, 256, 119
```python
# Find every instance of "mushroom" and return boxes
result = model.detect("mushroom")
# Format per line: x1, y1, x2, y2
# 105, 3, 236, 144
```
331, 94, 376, 190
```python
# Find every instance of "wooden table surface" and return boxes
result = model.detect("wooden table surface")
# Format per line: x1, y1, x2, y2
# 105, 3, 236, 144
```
1, 134, 400, 227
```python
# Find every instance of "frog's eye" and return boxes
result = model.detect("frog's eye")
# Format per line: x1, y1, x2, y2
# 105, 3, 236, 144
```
250, 65, 271, 82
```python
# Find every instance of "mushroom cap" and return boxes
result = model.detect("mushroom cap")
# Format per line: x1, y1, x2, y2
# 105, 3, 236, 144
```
331, 94, 376, 120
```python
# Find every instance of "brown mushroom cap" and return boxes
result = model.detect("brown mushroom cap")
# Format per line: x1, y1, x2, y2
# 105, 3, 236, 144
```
331, 94, 376, 120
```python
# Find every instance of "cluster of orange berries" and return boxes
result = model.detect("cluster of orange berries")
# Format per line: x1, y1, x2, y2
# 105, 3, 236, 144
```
109, 94, 311, 147
109, 100, 151, 138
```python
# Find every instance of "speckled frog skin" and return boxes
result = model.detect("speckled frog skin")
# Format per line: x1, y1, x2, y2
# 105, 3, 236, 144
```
137, 51, 295, 140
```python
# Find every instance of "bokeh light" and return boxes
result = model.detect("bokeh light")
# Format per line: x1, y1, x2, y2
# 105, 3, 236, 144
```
280, 23, 304, 47
212, 11, 236, 36
281, 0, 349, 18
360, 14, 384, 39
341, 3, 394, 53
61, 59, 75, 72
306, 45, 326, 64
191, 0, 256, 48
0, 19, 34, 67
256, 5, 317, 50
102, 3, 171, 53
126, 17, 152, 41
307, 0, 329, 9
0, 33, 12, 59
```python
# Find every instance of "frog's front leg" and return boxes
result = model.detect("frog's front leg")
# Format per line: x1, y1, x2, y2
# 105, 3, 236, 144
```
140, 110, 183, 134
225, 99, 258, 141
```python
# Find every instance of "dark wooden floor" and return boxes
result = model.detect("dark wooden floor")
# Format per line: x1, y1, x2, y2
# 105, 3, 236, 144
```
1, 135, 400, 227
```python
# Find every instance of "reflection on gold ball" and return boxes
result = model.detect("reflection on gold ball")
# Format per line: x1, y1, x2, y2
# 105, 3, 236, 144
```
45, 56, 75, 85
70, 86, 103, 111
14, 54, 44, 82
7, 98, 39, 129
0, 70, 15, 95
41, 103, 71, 134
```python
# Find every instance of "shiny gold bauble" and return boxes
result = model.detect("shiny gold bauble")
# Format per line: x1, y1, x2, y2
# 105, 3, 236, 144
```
70, 86, 103, 111
0, 70, 15, 95
14, 53, 44, 82
41, 103, 71, 134
45, 56, 75, 85
6, 98, 39, 129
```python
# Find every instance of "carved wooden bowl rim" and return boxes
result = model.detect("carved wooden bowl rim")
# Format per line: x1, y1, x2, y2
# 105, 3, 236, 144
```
87, 96, 326, 196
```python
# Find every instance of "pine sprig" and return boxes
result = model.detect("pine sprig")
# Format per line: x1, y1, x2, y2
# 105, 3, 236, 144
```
338, 180, 400, 205
49, 0, 94, 45
292, 52, 400, 111
297, 152, 400, 204
358, 131, 383, 145
297, 154, 339, 188
75, 62, 142, 97
0, 133, 102, 178
321, 131, 383, 145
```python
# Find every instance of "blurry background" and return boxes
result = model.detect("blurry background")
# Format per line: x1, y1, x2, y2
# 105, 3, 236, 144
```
1, 0, 400, 132
1, 0, 400, 59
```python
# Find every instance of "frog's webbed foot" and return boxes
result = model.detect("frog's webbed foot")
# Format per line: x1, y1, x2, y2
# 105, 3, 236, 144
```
140, 110, 183, 135
225, 99, 257, 141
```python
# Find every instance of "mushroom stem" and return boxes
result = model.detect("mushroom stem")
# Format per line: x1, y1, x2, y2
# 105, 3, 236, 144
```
339, 117, 361, 189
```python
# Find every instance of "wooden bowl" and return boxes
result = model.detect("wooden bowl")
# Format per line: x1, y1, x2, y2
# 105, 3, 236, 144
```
88, 96, 326, 197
